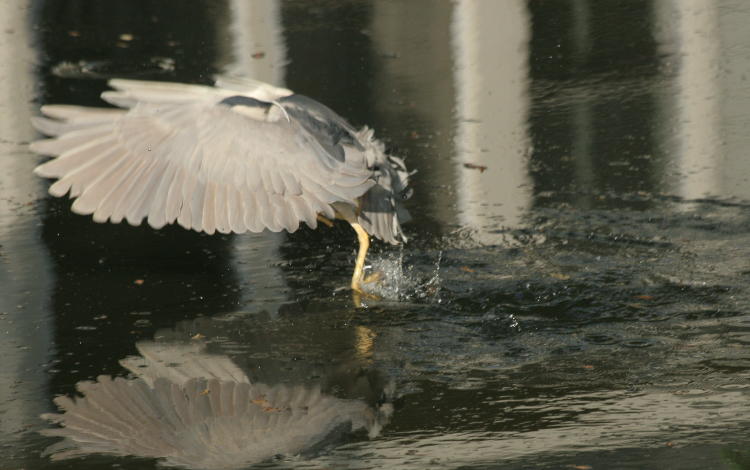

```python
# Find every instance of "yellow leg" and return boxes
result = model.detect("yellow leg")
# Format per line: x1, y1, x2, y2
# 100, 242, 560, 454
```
317, 214, 334, 228
349, 222, 383, 307
350, 222, 370, 292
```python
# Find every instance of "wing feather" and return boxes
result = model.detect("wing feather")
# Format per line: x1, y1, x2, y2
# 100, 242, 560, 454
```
38, 104, 123, 122
71, 149, 131, 215
31, 126, 115, 158
253, 190, 277, 232
31, 116, 110, 137
272, 168, 289, 195
189, 178, 205, 231
31, 78, 378, 235
34, 134, 114, 180
146, 162, 178, 229
280, 171, 302, 196
202, 182, 217, 235
164, 167, 185, 225
287, 195, 317, 229
271, 194, 298, 232
92, 156, 142, 223
242, 191, 261, 232
303, 188, 336, 220
245, 166, 261, 192
125, 158, 165, 226
214, 184, 230, 234
108, 158, 152, 224
227, 187, 245, 233
176, 200, 192, 230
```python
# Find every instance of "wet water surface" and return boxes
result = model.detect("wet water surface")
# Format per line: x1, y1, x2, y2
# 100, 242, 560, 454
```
2, 1, 750, 469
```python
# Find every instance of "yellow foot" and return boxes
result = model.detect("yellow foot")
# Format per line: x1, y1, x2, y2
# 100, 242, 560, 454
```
362, 271, 383, 285
352, 283, 381, 308
352, 284, 381, 299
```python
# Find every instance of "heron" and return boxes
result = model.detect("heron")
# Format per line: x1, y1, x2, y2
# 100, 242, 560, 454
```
30, 77, 412, 297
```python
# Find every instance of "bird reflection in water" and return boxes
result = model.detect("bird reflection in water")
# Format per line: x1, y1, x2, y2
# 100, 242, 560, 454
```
41, 341, 393, 469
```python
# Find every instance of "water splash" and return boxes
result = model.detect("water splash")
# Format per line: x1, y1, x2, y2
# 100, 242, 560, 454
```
362, 248, 443, 303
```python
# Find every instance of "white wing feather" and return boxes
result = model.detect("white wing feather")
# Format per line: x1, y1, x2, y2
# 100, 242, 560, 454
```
31, 79, 374, 235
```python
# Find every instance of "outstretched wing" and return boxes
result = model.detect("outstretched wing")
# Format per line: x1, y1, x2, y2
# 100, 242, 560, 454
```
31, 79, 374, 235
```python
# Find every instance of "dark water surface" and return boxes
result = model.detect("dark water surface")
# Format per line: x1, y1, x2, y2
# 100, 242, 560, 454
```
2, 0, 750, 468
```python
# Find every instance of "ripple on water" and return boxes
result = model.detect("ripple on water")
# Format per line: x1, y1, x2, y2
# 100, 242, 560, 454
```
584, 333, 620, 345
687, 399, 730, 410
702, 358, 750, 373
621, 338, 656, 349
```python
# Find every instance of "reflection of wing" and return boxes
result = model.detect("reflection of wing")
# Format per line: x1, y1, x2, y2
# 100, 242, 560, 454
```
31, 78, 374, 235
41, 340, 391, 468
41, 377, 380, 469
119, 341, 250, 387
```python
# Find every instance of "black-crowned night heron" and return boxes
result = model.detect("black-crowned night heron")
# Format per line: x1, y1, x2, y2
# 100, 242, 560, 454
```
30, 77, 412, 296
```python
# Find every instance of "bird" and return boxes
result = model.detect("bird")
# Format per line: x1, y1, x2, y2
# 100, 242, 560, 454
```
30, 77, 412, 296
